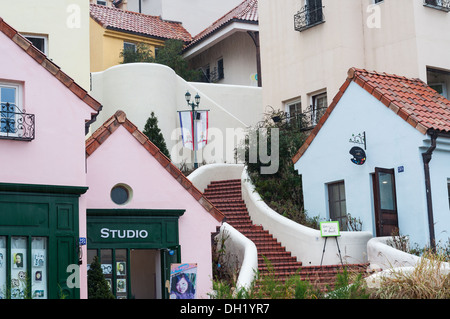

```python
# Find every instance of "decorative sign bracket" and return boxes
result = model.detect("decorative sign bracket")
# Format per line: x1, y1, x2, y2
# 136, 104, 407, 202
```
349, 131, 366, 150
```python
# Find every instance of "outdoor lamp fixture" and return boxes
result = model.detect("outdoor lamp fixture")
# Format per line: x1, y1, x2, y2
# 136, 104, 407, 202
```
185, 91, 201, 109
184, 91, 201, 168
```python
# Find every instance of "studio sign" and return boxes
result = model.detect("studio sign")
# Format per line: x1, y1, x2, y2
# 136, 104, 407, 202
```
101, 228, 149, 239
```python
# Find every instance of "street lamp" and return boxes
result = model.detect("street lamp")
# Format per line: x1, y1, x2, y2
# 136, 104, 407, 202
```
185, 91, 201, 168
185, 91, 201, 109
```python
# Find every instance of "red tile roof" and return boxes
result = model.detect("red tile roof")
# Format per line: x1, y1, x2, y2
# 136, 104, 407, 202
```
86, 110, 225, 223
0, 18, 102, 115
90, 4, 192, 42
185, 0, 258, 49
292, 67, 450, 164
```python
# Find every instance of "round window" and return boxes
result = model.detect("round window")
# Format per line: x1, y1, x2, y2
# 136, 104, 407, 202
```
110, 184, 132, 205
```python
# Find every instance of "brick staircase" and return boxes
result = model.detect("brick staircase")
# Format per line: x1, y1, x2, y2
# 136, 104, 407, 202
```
204, 179, 369, 292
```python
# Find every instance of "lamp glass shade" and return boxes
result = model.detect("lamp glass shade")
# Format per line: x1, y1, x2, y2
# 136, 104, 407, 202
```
185, 91, 191, 103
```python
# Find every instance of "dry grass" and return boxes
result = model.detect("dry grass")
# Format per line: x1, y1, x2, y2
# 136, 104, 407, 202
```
370, 251, 450, 299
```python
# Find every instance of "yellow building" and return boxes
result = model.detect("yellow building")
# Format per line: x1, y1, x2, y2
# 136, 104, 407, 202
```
89, 3, 191, 72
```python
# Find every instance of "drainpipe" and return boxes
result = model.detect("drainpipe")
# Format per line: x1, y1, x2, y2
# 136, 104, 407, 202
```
422, 129, 438, 251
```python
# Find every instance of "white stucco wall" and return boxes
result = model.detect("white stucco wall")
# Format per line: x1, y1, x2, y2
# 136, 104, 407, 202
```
294, 81, 446, 248
89, 63, 263, 168
259, 0, 450, 117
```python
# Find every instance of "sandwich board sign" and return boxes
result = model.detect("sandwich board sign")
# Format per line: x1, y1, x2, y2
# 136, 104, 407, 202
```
320, 221, 340, 237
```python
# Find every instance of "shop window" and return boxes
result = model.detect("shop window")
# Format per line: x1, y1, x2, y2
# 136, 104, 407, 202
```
328, 181, 347, 231
0, 236, 48, 299
88, 248, 129, 298
111, 184, 132, 205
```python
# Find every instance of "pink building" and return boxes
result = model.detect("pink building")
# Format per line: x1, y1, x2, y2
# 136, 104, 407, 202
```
85, 110, 224, 299
0, 17, 223, 299
0, 18, 101, 299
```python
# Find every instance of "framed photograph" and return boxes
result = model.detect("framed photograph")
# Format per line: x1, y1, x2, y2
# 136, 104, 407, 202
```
116, 262, 126, 275
320, 221, 340, 237
117, 279, 126, 293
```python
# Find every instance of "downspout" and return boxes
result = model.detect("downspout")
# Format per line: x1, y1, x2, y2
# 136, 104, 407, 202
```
247, 31, 262, 87
422, 129, 438, 251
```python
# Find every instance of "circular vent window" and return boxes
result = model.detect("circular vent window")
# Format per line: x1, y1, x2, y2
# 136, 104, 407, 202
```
110, 184, 132, 205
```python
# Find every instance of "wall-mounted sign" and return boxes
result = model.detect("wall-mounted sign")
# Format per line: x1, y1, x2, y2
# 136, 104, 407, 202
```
349, 146, 366, 165
320, 221, 340, 237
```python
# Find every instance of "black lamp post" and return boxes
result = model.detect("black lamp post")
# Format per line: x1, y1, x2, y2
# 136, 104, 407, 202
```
185, 91, 201, 168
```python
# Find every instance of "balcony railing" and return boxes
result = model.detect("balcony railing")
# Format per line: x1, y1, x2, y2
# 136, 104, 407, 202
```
294, 5, 325, 32
0, 103, 35, 141
424, 0, 450, 12
286, 105, 327, 131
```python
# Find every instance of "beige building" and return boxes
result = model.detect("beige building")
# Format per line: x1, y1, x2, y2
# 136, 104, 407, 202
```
259, 0, 450, 127
0, 0, 91, 90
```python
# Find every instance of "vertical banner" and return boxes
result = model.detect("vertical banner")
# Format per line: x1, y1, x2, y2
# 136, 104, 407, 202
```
179, 111, 208, 151
169, 263, 197, 299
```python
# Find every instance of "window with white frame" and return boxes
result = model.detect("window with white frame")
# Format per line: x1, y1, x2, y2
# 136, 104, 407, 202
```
429, 83, 448, 99
23, 35, 48, 55
285, 99, 302, 122
0, 83, 20, 136
0, 82, 34, 141
311, 92, 327, 125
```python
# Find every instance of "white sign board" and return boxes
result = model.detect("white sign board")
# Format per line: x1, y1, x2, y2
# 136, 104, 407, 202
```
320, 221, 340, 237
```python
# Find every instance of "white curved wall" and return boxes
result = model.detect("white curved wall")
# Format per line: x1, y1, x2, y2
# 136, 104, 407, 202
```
90, 63, 263, 169
241, 168, 373, 266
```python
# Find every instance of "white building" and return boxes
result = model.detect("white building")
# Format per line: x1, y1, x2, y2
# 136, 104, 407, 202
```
259, 0, 450, 129
293, 68, 450, 249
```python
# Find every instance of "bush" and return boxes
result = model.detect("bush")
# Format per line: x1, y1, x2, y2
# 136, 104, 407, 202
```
239, 107, 319, 229
87, 256, 115, 299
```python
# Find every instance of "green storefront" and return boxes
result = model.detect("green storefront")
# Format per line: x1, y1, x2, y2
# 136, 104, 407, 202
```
0, 183, 86, 299
86, 209, 184, 299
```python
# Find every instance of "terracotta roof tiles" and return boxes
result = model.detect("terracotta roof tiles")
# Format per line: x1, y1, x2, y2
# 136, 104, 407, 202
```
90, 4, 192, 42
292, 67, 450, 164
0, 18, 102, 115
185, 0, 258, 49
86, 110, 226, 223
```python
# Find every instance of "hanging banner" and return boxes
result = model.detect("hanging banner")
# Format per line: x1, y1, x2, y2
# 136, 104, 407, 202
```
169, 263, 197, 299
178, 110, 208, 151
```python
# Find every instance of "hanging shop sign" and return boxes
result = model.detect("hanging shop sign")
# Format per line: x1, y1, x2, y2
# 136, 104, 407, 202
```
349, 131, 367, 165
87, 209, 184, 249
349, 146, 366, 165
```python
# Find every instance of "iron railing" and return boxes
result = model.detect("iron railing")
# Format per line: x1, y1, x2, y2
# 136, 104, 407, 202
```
286, 105, 327, 131
0, 103, 35, 141
424, 0, 450, 11
294, 5, 325, 32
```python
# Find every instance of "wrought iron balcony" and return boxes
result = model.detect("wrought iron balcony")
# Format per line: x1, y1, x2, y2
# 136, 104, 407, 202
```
424, 0, 450, 12
286, 105, 327, 131
0, 103, 35, 141
294, 5, 325, 32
